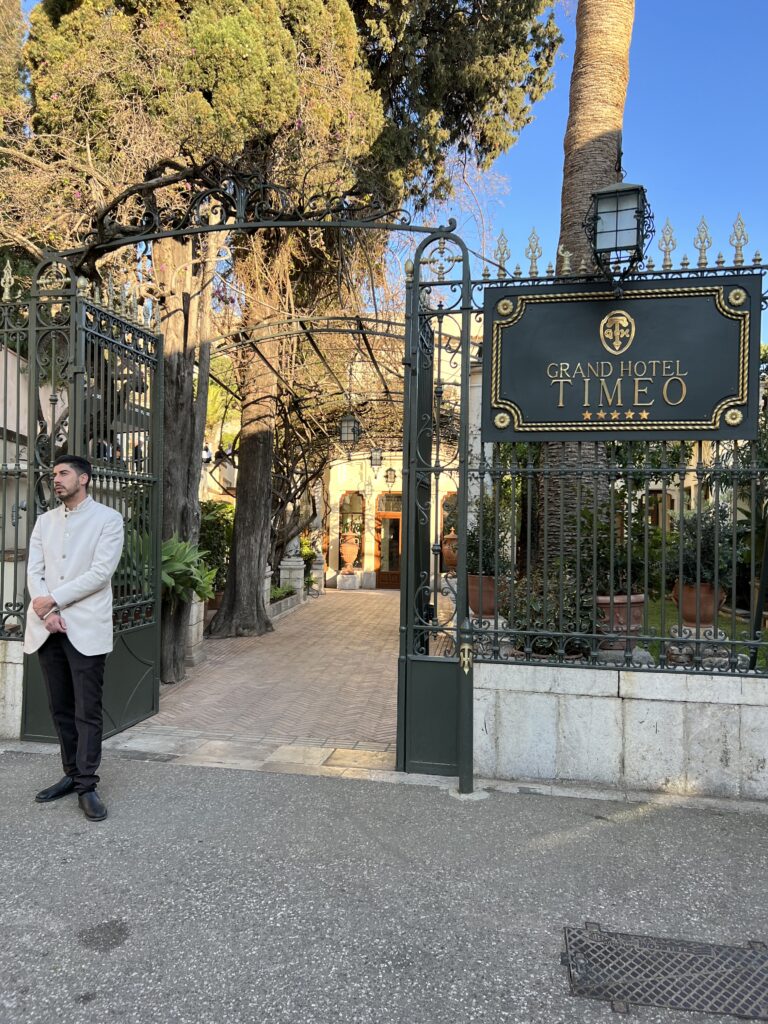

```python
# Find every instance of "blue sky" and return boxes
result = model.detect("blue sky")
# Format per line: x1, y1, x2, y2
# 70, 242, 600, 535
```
449, 0, 768, 275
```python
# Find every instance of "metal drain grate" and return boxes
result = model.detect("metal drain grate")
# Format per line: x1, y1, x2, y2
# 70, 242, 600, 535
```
562, 922, 768, 1019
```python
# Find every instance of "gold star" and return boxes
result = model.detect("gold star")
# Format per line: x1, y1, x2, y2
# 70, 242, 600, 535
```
610, 410, 620, 420
639, 410, 650, 420
596, 409, 607, 420
625, 409, 635, 420
582, 410, 592, 421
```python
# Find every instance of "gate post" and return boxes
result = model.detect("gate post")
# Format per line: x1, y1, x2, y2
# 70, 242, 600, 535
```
455, 246, 474, 794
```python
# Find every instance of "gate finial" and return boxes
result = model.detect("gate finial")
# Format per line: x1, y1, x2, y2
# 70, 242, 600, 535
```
525, 228, 542, 278
730, 213, 748, 267
1, 259, 15, 302
493, 230, 511, 279
658, 218, 676, 270
694, 216, 712, 268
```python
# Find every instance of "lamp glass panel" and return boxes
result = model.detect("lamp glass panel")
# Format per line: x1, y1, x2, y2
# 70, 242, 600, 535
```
616, 209, 637, 231
340, 413, 361, 443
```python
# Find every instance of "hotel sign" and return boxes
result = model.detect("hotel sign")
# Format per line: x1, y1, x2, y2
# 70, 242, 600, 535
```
482, 274, 762, 441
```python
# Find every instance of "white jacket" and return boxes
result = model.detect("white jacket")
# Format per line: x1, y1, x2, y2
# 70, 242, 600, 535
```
24, 496, 125, 656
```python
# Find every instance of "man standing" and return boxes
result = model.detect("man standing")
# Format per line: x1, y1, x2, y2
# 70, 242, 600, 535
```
24, 455, 125, 821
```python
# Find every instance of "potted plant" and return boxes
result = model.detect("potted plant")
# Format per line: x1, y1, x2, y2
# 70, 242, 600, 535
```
465, 494, 514, 615
501, 568, 591, 659
579, 501, 662, 649
670, 504, 739, 627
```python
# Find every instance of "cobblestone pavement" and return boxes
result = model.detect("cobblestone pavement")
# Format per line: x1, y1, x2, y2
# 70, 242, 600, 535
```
104, 590, 400, 773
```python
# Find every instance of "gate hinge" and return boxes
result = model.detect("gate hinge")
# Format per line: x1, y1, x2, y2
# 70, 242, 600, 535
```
459, 642, 473, 675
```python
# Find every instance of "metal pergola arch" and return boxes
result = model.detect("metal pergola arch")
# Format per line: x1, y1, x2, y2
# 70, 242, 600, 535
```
22, 163, 476, 788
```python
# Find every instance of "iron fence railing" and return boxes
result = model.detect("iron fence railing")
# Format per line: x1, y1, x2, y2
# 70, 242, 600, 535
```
0, 297, 29, 638
460, 439, 768, 674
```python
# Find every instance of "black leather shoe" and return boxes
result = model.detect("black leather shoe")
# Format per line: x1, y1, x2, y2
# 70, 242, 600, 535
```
78, 791, 107, 821
35, 776, 76, 803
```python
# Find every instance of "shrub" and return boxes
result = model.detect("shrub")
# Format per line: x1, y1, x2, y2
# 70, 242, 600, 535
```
465, 493, 514, 577
199, 500, 235, 592
579, 500, 664, 597
500, 568, 591, 658
670, 504, 742, 590
270, 584, 296, 603
161, 535, 216, 608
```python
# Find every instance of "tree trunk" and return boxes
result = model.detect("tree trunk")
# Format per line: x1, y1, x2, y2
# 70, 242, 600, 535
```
544, 0, 635, 565
557, 0, 635, 270
153, 236, 212, 682
207, 350, 275, 637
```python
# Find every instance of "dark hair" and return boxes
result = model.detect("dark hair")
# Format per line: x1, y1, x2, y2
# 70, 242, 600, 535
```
53, 454, 92, 486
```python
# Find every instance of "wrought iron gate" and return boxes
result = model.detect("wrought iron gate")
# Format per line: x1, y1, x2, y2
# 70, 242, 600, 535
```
398, 230, 474, 789
21, 258, 162, 741
398, 224, 768, 793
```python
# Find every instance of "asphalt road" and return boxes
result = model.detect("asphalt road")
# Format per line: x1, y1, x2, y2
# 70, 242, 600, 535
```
1, 750, 767, 1024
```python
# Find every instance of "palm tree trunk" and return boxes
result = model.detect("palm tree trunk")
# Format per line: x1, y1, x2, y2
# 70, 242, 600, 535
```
557, 0, 635, 269
545, 0, 635, 564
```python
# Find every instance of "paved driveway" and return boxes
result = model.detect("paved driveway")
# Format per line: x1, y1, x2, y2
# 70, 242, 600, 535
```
105, 590, 400, 771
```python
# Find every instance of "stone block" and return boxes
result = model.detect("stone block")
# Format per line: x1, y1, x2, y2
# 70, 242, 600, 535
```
279, 556, 306, 597
684, 702, 740, 798
337, 572, 362, 590
473, 689, 497, 778
185, 643, 206, 668
740, 706, 768, 799
621, 671, 742, 706
740, 677, 768, 708
623, 700, 685, 793
496, 691, 557, 781
0, 660, 23, 739
0, 640, 23, 665
556, 695, 622, 786
310, 557, 325, 593
474, 662, 618, 698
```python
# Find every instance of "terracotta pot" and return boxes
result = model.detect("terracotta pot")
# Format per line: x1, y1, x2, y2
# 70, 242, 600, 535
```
671, 580, 726, 627
467, 573, 499, 616
442, 528, 458, 569
595, 593, 645, 650
339, 530, 359, 574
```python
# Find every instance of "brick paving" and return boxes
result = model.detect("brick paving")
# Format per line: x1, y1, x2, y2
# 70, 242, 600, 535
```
105, 590, 400, 771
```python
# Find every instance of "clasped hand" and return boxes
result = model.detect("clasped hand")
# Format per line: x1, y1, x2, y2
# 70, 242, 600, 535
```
32, 595, 56, 618
32, 596, 66, 633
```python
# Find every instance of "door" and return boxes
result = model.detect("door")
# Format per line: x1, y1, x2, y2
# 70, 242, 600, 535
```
375, 492, 402, 589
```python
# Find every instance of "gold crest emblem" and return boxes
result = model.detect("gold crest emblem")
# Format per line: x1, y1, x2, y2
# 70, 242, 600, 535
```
599, 310, 636, 356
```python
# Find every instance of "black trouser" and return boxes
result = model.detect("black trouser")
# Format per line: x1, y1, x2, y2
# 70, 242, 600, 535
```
37, 633, 106, 794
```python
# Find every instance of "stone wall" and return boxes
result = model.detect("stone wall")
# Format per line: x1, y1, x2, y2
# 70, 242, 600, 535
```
474, 663, 768, 800
0, 641, 24, 739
